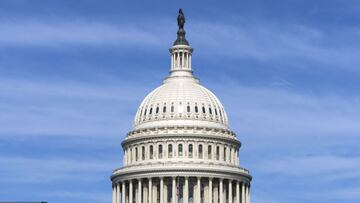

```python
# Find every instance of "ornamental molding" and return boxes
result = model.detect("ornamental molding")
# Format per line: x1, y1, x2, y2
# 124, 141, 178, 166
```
122, 126, 240, 147
111, 164, 252, 183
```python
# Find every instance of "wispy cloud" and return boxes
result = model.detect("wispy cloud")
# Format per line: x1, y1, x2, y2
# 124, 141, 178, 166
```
213, 83, 360, 138
0, 78, 148, 136
0, 156, 116, 183
0, 20, 168, 47
2, 19, 359, 72
190, 22, 360, 70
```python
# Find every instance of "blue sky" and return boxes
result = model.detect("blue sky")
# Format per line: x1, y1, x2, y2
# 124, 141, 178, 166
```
0, 0, 360, 202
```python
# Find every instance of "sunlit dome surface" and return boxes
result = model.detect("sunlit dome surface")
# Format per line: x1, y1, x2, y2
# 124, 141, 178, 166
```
133, 76, 229, 130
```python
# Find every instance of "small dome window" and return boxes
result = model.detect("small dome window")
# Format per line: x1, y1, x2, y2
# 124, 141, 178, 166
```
195, 105, 198, 113
158, 145, 163, 159
171, 103, 174, 113
215, 108, 218, 115
144, 109, 147, 116
208, 145, 212, 159
163, 106, 166, 113
209, 107, 212, 114
156, 106, 159, 114
187, 105, 190, 113
149, 145, 154, 159
202, 106, 206, 114
189, 144, 193, 158
216, 146, 220, 160
178, 144, 183, 156
149, 108, 153, 115
168, 144, 173, 158
135, 147, 138, 161
142, 146, 145, 160
199, 144, 203, 159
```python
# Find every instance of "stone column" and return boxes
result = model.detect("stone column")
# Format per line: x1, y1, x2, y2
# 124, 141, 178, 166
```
116, 183, 120, 203
189, 54, 191, 68
241, 183, 245, 203
112, 184, 116, 203
153, 182, 158, 203
219, 179, 224, 203
209, 178, 213, 203
219, 179, 223, 203
172, 177, 176, 203
129, 180, 133, 203
236, 182, 240, 203
164, 182, 168, 203
228, 180, 232, 203
160, 177, 164, 203
149, 178, 153, 203
247, 185, 250, 203
138, 179, 142, 203
144, 183, 148, 203
184, 177, 189, 203
213, 182, 218, 203
197, 177, 201, 203
122, 182, 126, 203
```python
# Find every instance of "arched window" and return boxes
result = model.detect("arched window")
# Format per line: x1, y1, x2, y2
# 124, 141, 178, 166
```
158, 145, 163, 159
208, 145, 212, 159
149, 108, 153, 115
209, 107, 212, 114
156, 106, 159, 114
216, 146, 220, 160
215, 108, 218, 115
135, 147, 138, 161
189, 144, 193, 158
144, 109, 147, 116
163, 106, 166, 113
187, 104, 190, 113
195, 105, 198, 113
199, 144, 203, 159
171, 104, 174, 113
223, 147, 227, 162
168, 144, 173, 158
178, 144, 183, 156
142, 146, 145, 160
130, 149, 133, 162
150, 145, 154, 159
202, 106, 206, 114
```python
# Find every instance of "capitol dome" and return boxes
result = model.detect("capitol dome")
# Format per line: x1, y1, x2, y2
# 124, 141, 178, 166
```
111, 9, 251, 203
134, 73, 229, 130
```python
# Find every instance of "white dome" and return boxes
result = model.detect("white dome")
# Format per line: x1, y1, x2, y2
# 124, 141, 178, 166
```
133, 75, 228, 130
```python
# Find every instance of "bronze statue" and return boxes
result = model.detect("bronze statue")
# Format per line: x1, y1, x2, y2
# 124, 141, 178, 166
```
174, 9, 189, 45
177, 9, 185, 29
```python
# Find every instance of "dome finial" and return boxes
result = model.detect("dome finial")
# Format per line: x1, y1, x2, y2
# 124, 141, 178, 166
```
174, 8, 189, 45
